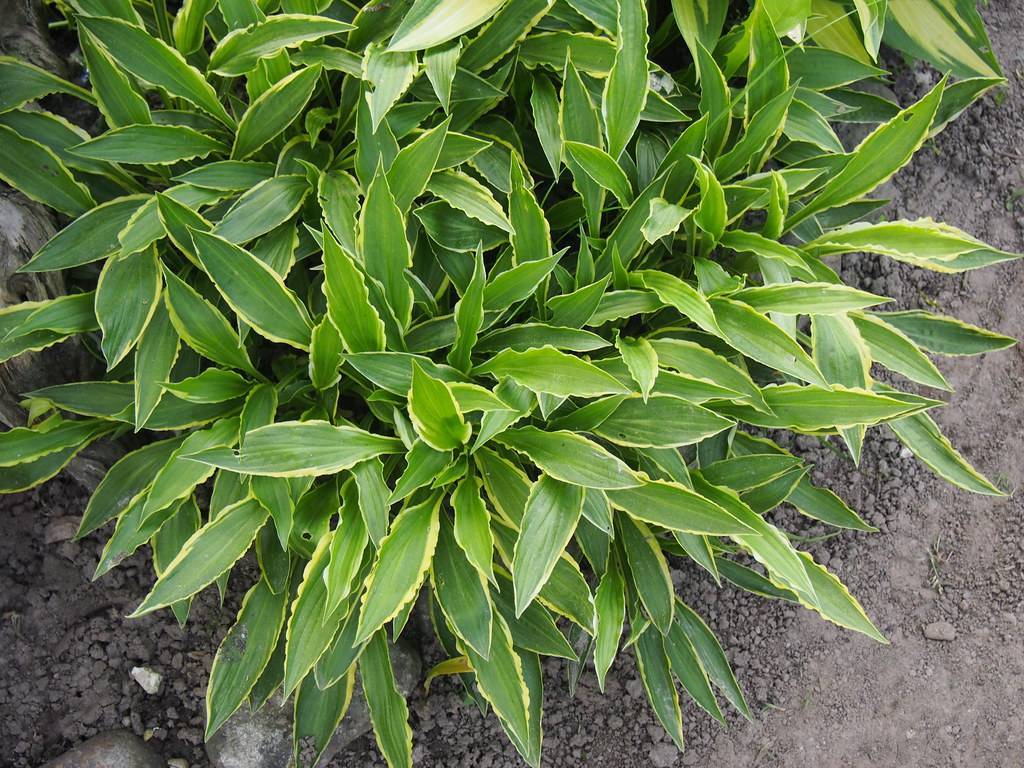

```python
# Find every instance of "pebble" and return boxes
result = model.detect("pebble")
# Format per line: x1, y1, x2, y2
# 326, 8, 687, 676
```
41, 730, 162, 768
923, 621, 957, 642
130, 666, 163, 694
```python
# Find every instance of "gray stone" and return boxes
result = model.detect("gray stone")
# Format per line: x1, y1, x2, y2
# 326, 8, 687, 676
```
207, 638, 420, 768
923, 621, 957, 642
131, 666, 163, 694
42, 730, 163, 768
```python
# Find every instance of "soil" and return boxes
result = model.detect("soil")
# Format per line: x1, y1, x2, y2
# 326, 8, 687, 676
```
2, 2, 1023, 767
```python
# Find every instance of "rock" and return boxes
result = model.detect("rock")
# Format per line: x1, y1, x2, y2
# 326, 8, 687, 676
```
923, 621, 957, 642
167, 760, 190, 768
649, 741, 681, 767
43, 516, 80, 545
130, 666, 163, 694
42, 730, 163, 768
207, 638, 421, 768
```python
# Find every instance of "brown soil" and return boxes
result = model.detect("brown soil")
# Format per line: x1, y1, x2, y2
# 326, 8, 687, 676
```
2, 2, 1022, 767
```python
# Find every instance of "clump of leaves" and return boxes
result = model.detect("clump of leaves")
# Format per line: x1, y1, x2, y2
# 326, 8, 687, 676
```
0, 0, 1014, 765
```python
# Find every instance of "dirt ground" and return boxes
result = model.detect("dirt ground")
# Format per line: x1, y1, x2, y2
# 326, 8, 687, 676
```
2, 2, 1023, 767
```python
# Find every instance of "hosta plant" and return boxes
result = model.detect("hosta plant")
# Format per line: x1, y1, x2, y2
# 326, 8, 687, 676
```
0, 0, 1015, 765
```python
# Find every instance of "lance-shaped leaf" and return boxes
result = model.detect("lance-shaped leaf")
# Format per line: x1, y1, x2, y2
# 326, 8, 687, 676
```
509, 161, 551, 264
205, 576, 288, 738
495, 426, 639, 490
79, 16, 232, 126
603, 0, 648, 159
71, 124, 226, 164
131, 499, 268, 616
322, 229, 386, 353
637, 270, 720, 336
388, 0, 507, 52
284, 533, 343, 695
462, 611, 532, 747
866, 310, 1016, 355
453, 473, 495, 583
360, 167, 413, 328
191, 229, 313, 350
563, 141, 633, 207
673, 598, 751, 719
408, 361, 472, 451
593, 562, 625, 691
356, 493, 442, 643
186, 420, 403, 477
213, 174, 309, 244
432, 513, 493, 658
232, 65, 321, 159
0, 55, 95, 112
363, 43, 418, 130
360, 631, 414, 768
96, 245, 161, 369
512, 475, 584, 616
619, 514, 674, 632
474, 346, 628, 398
161, 268, 256, 375
608, 477, 754, 536
447, 248, 486, 373
208, 14, 353, 76
594, 394, 734, 448
388, 118, 451, 211
635, 625, 685, 749
0, 126, 95, 216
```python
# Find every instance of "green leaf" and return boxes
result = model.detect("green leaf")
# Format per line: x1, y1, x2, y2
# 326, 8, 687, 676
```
322, 229, 386, 353
866, 310, 1016, 355
851, 312, 950, 390
213, 174, 309, 244
563, 141, 633, 207
427, 171, 511, 232
388, 119, 451, 211
602, 0, 648, 160
134, 301, 179, 430
593, 563, 625, 691
885, 0, 1001, 79
637, 270, 720, 336
161, 267, 257, 376
363, 43, 419, 130
361, 167, 414, 328
131, 499, 267, 616
208, 14, 353, 77
352, 458, 391, 547
710, 297, 828, 386
388, 0, 507, 52
205, 576, 288, 738
96, 246, 161, 368
187, 420, 403, 477
0, 126, 95, 216
360, 631, 414, 768
474, 346, 627, 398
80, 29, 152, 128
192, 229, 313, 350
284, 532, 342, 695
453, 473, 496, 584
0, 419, 112, 469
673, 599, 750, 718
531, 73, 562, 177
424, 39, 461, 112
496, 426, 638, 490
787, 79, 945, 230
232, 65, 321, 159
432, 513, 493, 658
0, 55, 95, 112
292, 669, 355, 768
618, 513, 673, 632
482, 254, 562, 312
634, 626, 684, 749
594, 394, 735, 448
509, 161, 552, 265
357, 493, 441, 643
607, 477, 754, 536
887, 408, 1002, 496
447, 248, 486, 373
733, 283, 888, 314
615, 335, 658, 401
408, 361, 472, 451
79, 16, 232, 126
461, 612, 532, 747
72, 124, 226, 164
512, 475, 584, 617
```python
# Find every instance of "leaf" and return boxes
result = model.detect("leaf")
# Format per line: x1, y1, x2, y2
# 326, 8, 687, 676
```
509, 161, 552, 265
192, 229, 313, 350
408, 361, 472, 451
796, 552, 886, 642
131, 499, 267, 616
205, 576, 288, 738
161, 267, 257, 376
615, 335, 658, 401
474, 346, 628, 398
735, 282, 888, 315
512, 475, 584, 617
618, 514, 674, 632
79, 16, 232, 126
361, 167, 414, 328
363, 43, 419, 130
232, 65, 321, 159
634, 626, 684, 749
531, 73, 562, 177
787, 79, 945, 230
134, 301, 179, 430
360, 631, 414, 768
594, 394, 735, 448
641, 198, 691, 243
18, 195, 147, 273
637, 270, 720, 336
608, 477, 753, 536
453, 473, 495, 583
851, 312, 950, 390
388, 0, 507, 52
424, 39, 461, 112
495, 426, 638, 490
357, 493, 441, 643
432, 514, 493, 658
603, 0, 648, 159
0, 126, 95, 216
673, 599, 750, 718
352, 458, 391, 547
213, 174, 310, 244
563, 141, 633, 207
208, 14, 353, 77
593, 563, 625, 691
447, 249, 486, 373
292, 669, 355, 768
482, 254, 561, 312
710, 297, 828, 386
885, 0, 1001, 79
866, 310, 1016, 355
187, 421, 403, 477
427, 171, 511, 232
72, 124, 226, 164
0, 55, 95, 112
96, 246, 161, 368
461, 612, 532, 746
0, 419, 112, 469
561, 58, 605, 232
388, 119, 451, 211
322, 229, 386, 353
283, 533, 342, 695
887, 408, 1002, 496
